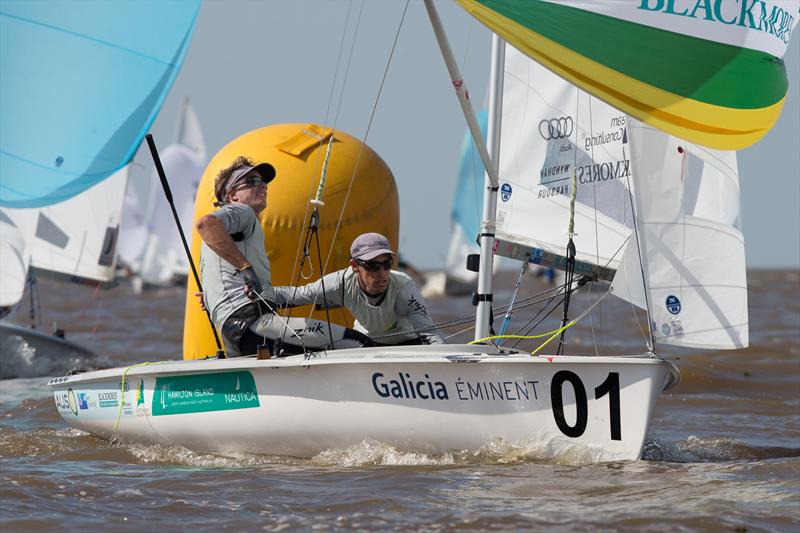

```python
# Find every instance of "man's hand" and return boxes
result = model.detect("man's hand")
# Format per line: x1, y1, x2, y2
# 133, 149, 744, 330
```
195, 291, 207, 312
239, 266, 262, 300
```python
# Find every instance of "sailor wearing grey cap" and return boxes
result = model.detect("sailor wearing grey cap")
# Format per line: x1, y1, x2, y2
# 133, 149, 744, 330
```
273, 232, 443, 345
196, 155, 367, 356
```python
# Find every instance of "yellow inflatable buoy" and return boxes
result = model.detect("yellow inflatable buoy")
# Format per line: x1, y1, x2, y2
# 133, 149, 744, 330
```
183, 124, 399, 360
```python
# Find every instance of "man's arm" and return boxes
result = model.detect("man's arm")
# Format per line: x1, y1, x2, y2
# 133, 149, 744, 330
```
273, 271, 345, 308
396, 283, 444, 344
196, 214, 251, 271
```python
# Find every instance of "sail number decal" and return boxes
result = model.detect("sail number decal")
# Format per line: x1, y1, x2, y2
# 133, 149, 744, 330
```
550, 371, 621, 441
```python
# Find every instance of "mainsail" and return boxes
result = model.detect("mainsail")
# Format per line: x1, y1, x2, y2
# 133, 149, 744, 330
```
456, 0, 798, 149
0, 0, 201, 208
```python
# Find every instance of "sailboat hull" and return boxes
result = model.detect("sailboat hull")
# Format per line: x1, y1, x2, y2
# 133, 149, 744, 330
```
48, 345, 678, 462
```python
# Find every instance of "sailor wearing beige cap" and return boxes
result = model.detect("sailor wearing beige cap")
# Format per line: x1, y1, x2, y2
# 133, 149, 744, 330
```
274, 232, 443, 345
196, 155, 367, 356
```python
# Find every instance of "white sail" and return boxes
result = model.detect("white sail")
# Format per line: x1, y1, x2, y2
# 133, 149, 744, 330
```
0, 208, 35, 307
174, 96, 207, 160
611, 118, 748, 350
120, 98, 207, 285
26, 166, 129, 283
494, 44, 634, 281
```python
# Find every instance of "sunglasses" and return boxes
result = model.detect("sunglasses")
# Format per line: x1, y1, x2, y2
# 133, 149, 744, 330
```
356, 258, 392, 272
235, 176, 269, 189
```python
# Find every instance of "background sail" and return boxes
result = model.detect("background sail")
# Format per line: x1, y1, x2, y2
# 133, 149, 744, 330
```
118, 98, 207, 286
6, 167, 130, 286
0, 0, 201, 208
445, 110, 487, 285
611, 118, 748, 350
0, 209, 35, 308
457, 0, 798, 150
494, 44, 633, 281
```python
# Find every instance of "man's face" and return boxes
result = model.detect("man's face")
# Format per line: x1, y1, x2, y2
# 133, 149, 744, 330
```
351, 253, 393, 297
227, 171, 268, 214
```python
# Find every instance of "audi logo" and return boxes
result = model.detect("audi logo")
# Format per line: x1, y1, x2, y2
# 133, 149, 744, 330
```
539, 116, 574, 140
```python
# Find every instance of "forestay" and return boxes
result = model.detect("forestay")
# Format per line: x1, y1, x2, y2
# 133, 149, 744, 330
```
611, 119, 748, 350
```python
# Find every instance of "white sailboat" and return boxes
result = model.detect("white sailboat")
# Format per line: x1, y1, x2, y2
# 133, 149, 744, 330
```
46, 1, 794, 461
0, 167, 128, 378
118, 97, 208, 289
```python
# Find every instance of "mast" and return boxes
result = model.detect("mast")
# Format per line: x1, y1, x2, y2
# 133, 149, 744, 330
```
475, 33, 504, 340
423, 0, 501, 340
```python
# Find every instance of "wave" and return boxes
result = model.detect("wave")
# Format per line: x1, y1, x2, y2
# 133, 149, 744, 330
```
642, 436, 800, 463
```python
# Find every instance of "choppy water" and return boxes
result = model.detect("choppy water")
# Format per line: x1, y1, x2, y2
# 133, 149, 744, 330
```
1, 271, 798, 531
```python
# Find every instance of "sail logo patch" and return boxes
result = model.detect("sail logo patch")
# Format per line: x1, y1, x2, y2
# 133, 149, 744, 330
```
539, 116, 573, 140
666, 295, 681, 315
501, 183, 513, 202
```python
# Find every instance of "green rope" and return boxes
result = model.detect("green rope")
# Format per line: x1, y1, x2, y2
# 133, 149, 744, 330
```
113, 361, 162, 433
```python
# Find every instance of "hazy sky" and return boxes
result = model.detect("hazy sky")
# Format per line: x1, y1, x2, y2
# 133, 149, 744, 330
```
137, 0, 800, 270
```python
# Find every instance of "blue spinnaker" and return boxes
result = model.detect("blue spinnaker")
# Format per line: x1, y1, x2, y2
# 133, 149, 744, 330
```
0, 0, 201, 208
451, 110, 487, 243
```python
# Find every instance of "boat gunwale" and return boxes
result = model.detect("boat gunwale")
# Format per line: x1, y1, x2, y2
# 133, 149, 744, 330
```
47, 345, 673, 387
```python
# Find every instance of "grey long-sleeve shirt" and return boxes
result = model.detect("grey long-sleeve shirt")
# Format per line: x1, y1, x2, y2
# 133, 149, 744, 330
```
274, 268, 443, 345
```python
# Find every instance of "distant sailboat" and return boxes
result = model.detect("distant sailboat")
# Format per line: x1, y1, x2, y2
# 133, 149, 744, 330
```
421, 110, 487, 298
118, 97, 208, 289
0, 166, 128, 378
0, 1, 200, 377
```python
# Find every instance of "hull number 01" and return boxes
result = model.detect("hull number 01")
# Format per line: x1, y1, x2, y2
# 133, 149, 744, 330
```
550, 371, 621, 441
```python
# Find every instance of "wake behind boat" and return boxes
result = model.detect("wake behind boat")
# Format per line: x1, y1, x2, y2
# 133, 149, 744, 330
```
49, 345, 677, 461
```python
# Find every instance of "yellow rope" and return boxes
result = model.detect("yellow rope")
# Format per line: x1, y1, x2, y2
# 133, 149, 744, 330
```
467, 320, 577, 356
113, 361, 162, 433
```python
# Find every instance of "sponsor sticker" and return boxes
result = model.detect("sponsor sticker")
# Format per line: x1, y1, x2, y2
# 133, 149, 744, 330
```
666, 295, 681, 315
152, 371, 260, 416
500, 183, 512, 202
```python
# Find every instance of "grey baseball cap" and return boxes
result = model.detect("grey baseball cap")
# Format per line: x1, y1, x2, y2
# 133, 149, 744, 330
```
350, 232, 395, 261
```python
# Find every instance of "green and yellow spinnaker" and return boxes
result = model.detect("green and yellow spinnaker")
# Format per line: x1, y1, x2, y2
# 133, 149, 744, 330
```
457, 0, 798, 150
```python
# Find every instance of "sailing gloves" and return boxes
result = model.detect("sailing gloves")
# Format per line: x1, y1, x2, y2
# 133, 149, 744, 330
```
238, 265, 262, 299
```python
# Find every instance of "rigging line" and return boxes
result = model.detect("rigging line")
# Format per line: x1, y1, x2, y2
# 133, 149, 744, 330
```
530, 283, 611, 356
286, 1, 361, 291
585, 95, 603, 350
330, 0, 366, 131
253, 292, 309, 354
318, 0, 410, 279
588, 278, 600, 357
313, 223, 336, 349
322, 0, 356, 130
510, 291, 568, 349
497, 250, 533, 344
370, 279, 575, 345
624, 144, 657, 353
510, 276, 592, 348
